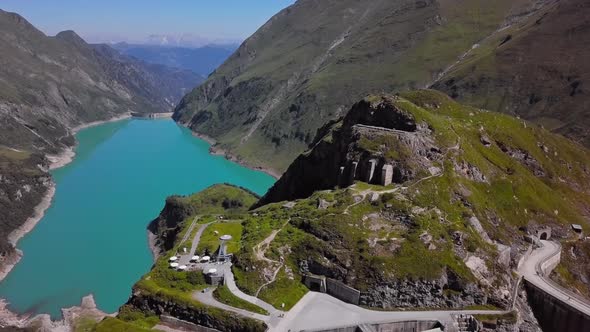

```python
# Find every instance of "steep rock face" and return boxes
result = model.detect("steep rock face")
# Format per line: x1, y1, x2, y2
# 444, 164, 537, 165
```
433, 0, 590, 147
147, 196, 199, 256
147, 184, 259, 257
174, 0, 554, 172
0, 149, 49, 254
0, 10, 200, 262
256, 95, 441, 206
360, 273, 487, 309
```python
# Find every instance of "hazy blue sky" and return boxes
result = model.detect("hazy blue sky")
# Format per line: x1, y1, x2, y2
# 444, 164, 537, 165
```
0, 0, 295, 45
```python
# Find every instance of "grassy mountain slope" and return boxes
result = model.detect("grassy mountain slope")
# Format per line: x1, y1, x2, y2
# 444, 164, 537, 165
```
433, 0, 590, 146
0, 9, 201, 266
174, 0, 553, 172
115, 91, 589, 331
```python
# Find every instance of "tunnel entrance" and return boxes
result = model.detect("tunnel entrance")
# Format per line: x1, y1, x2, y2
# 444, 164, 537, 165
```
540, 232, 548, 240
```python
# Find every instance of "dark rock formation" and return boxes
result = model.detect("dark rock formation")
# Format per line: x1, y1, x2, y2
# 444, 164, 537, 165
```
256, 95, 441, 206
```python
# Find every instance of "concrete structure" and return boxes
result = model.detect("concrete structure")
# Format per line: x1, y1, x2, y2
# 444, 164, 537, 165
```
536, 227, 552, 240
326, 278, 361, 305
304, 274, 361, 305
271, 292, 506, 332
526, 282, 590, 332
217, 234, 232, 262
366, 159, 377, 183
349, 161, 359, 184
302, 320, 443, 332
381, 164, 393, 186
131, 111, 174, 119
519, 240, 590, 332
205, 270, 224, 286
304, 274, 327, 292
572, 224, 584, 239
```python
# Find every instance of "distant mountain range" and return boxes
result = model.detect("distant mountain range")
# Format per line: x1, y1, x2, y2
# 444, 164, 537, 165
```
112, 43, 238, 77
0, 9, 201, 262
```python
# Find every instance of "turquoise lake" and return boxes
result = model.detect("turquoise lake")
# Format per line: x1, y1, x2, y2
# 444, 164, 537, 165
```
0, 119, 275, 318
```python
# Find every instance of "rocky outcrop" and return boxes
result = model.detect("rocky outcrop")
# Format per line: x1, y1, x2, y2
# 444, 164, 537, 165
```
360, 271, 488, 309
256, 95, 441, 206
147, 196, 197, 256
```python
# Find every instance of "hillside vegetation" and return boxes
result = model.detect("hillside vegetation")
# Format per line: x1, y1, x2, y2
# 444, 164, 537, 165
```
174, 0, 558, 173
116, 91, 590, 331
433, 0, 590, 146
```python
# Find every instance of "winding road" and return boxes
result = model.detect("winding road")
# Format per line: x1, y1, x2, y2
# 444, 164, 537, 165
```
518, 240, 590, 316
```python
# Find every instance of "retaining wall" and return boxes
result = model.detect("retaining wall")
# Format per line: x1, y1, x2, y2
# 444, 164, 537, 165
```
302, 320, 442, 332
326, 278, 360, 305
525, 281, 590, 332
160, 315, 221, 332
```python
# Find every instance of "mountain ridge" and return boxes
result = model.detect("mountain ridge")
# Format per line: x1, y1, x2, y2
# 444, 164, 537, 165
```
0, 9, 201, 267
173, 0, 557, 173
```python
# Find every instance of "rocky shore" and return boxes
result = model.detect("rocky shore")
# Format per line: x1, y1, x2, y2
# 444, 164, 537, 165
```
190, 130, 281, 180
46, 113, 132, 170
0, 184, 56, 284
0, 295, 110, 331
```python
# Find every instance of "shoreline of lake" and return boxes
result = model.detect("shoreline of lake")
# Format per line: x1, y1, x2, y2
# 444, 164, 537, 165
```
190, 130, 282, 180
1, 113, 134, 285
0, 117, 275, 318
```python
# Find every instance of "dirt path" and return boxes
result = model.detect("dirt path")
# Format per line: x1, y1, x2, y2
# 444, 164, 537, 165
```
253, 221, 289, 296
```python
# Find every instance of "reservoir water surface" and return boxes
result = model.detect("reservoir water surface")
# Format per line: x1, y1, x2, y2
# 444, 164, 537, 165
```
0, 119, 275, 318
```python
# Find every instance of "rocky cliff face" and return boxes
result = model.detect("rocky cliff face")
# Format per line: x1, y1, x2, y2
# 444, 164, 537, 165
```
256, 95, 441, 206
0, 149, 49, 260
174, 0, 555, 172
0, 9, 201, 264
433, 0, 590, 147
147, 196, 200, 257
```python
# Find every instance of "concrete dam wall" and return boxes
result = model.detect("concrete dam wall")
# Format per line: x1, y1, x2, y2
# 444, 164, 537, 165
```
302, 320, 442, 332
525, 281, 590, 332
